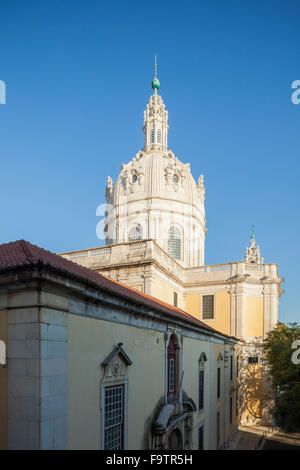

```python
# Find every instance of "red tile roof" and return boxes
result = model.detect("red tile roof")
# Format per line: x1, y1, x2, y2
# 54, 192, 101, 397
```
0, 240, 235, 339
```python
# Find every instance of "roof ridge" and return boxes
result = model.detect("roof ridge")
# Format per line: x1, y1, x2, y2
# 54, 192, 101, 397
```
19, 240, 35, 263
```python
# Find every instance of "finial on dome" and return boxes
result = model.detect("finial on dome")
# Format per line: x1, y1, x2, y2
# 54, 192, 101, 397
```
152, 54, 160, 91
250, 224, 255, 241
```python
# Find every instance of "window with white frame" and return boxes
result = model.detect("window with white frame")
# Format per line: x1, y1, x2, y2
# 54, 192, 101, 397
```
104, 385, 124, 450
168, 226, 181, 260
202, 295, 214, 320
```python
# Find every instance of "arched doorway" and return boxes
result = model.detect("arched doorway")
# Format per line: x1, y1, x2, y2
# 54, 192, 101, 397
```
168, 429, 182, 450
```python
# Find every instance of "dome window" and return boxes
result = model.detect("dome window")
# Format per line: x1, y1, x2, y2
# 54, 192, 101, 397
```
168, 226, 181, 260
132, 174, 138, 183
129, 224, 143, 242
173, 174, 179, 183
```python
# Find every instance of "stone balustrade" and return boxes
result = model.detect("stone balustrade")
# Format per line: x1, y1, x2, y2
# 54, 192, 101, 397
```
60, 240, 278, 286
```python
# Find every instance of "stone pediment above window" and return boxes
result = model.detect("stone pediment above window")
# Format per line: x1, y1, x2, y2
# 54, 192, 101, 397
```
199, 352, 207, 362
199, 352, 207, 369
101, 342, 132, 380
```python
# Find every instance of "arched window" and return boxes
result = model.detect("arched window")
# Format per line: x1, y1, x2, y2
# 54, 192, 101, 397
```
217, 353, 223, 400
230, 348, 234, 381
128, 224, 143, 241
151, 128, 155, 143
157, 128, 161, 143
167, 335, 177, 398
168, 226, 181, 260
198, 352, 207, 411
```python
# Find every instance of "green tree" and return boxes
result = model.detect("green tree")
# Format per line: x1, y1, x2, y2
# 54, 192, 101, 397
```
263, 322, 300, 431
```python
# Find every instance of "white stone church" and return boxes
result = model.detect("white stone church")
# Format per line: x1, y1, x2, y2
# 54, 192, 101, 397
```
60, 66, 284, 426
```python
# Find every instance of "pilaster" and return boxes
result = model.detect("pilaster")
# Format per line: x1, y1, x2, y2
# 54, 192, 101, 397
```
7, 290, 68, 450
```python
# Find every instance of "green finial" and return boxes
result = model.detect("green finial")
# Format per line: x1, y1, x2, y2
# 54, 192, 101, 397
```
152, 54, 160, 90
251, 224, 255, 240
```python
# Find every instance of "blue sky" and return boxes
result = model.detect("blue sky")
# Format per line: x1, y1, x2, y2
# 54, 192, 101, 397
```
0, 0, 299, 323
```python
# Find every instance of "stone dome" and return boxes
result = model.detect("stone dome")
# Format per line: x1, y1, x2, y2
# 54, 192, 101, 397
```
113, 149, 204, 209
104, 91, 206, 267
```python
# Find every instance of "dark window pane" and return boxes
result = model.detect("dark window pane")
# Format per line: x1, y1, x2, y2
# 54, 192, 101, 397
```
104, 386, 124, 450
198, 425, 204, 450
199, 370, 204, 410
248, 356, 258, 364
202, 295, 214, 319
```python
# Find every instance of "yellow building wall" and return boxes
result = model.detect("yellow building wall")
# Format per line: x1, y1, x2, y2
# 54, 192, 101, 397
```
213, 343, 225, 448
67, 312, 237, 450
185, 292, 231, 336
245, 297, 264, 337
67, 314, 165, 450
212, 343, 240, 447
186, 293, 200, 320
182, 337, 211, 449
243, 363, 264, 422
214, 292, 231, 336
154, 277, 183, 309
0, 310, 7, 449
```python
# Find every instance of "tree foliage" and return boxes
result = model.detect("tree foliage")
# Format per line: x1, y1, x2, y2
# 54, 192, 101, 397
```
263, 322, 300, 431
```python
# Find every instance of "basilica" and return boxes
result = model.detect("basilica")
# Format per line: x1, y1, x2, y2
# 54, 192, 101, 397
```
61, 66, 284, 427
0, 66, 283, 450
62, 68, 283, 344
61, 68, 283, 379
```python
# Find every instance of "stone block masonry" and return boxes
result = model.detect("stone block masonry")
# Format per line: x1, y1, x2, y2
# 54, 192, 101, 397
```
7, 291, 68, 450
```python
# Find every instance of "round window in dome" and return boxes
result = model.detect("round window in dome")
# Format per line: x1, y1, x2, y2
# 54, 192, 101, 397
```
132, 174, 138, 183
173, 174, 179, 183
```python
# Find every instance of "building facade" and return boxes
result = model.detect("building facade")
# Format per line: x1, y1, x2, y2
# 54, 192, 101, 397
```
0, 240, 239, 450
60, 73, 284, 426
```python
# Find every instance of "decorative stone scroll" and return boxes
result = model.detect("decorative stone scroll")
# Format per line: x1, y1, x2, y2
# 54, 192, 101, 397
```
163, 152, 189, 192
120, 152, 145, 194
